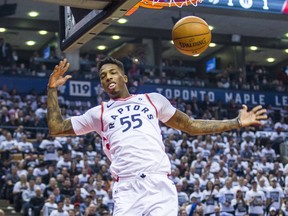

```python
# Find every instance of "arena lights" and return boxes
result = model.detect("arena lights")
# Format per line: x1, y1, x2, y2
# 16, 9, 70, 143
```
38, 30, 48, 35
26, 41, 36, 46
209, 43, 216, 47
250, 46, 258, 51
111, 35, 120, 40
117, 18, 128, 24
0, 28, 6, 32
208, 25, 214, 31
28, 11, 39, 17
97, 45, 106, 50
266, 57, 275, 63
285, 49, 288, 54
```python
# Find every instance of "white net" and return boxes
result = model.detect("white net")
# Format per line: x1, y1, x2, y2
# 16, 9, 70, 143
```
152, 0, 203, 8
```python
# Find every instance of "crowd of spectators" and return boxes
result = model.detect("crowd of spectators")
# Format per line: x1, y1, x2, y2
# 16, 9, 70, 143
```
0, 77, 288, 216
1, 48, 288, 93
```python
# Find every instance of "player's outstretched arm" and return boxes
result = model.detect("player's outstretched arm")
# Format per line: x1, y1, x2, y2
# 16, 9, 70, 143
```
47, 59, 75, 137
165, 105, 267, 135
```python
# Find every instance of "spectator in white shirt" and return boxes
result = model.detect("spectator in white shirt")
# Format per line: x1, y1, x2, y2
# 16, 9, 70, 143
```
233, 177, 249, 198
261, 143, 276, 163
102, 189, 114, 214
241, 127, 256, 142
274, 117, 288, 132
240, 144, 253, 162
18, 134, 34, 154
255, 169, 270, 187
231, 189, 248, 216
226, 149, 238, 169
218, 160, 228, 177
35, 176, 46, 192
218, 178, 235, 214
202, 181, 219, 215
39, 137, 62, 164
245, 180, 266, 216
62, 196, 74, 212
13, 174, 28, 212
199, 172, 209, 191
50, 200, 69, 216
251, 145, 262, 163
191, 153, 206, 176
240, 136, 254, 152
223, 137, 238, 155
33, 163, 48, 177
169, 168, 181, 185
257, 177, 269, 197
57, 152, 72, 171
86, 145, 97, 165
267, 177, 284, 212
258, 157, 273, 174
0, 132, 19, 155
22, 178, 39, 216
188, 167, 200, 185
176, 133, 191, 149
176, 182, 189, 207
190, 184, 203, 203
214, 134, 227, 150
170, 153, 181, 169
35, 103, 47, 119
92, 181, 108, 200
201, 143, 211, 161
281, 200, 288, 216
191, 136, 203, 155
78, 168, 90, 186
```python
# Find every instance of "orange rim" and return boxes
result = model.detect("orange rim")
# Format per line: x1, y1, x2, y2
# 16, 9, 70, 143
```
140, 0, 201, 8
126, 0, 202, 16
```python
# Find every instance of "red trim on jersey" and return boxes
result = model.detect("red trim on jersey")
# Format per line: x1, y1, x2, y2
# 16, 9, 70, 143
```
110, 94, 137, 102
145, 94, 158, 118
100, 102, 104, 132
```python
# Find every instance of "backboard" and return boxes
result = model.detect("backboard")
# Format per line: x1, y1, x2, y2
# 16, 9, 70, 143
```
56, 0, 141, 52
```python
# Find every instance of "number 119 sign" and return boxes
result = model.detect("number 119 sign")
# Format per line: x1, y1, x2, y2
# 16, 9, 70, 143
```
69, 81, 91, 97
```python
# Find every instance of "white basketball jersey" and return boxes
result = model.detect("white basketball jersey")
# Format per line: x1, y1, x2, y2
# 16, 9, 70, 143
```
71, 93, 176, 178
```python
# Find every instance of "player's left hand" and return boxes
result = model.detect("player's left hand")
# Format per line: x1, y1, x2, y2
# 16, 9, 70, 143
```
238, 105, 267, 127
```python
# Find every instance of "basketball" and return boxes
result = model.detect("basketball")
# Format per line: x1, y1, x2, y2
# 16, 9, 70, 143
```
172, 16, 211, 56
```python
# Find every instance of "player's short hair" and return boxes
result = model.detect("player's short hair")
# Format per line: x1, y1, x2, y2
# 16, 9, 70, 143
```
97, 56, 125, 74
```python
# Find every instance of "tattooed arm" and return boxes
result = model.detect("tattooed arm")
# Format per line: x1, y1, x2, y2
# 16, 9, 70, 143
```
165, 104, 267, 136
165, 110, 239, 135
47, 88, 75, 136
47, 59, 75, 136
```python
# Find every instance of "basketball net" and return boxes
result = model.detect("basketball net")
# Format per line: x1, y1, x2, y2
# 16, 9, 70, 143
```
152, 0, 203, 8
126, 0, 203, 16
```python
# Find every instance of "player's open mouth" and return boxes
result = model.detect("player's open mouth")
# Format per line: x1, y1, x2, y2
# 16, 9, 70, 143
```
108, 83, 116, 90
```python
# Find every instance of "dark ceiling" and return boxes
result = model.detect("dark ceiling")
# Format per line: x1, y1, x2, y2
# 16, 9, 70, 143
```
0, 0, 288, 66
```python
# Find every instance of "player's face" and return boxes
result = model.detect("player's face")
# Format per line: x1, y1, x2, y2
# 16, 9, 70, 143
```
99, 63, 128, 98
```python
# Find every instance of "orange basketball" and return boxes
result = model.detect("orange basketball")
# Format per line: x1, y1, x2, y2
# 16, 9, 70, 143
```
172, 16, 211, 56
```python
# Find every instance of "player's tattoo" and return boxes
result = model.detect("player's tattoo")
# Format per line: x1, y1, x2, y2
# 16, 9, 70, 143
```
166, 110, 239, 135
47, 88, 75, 136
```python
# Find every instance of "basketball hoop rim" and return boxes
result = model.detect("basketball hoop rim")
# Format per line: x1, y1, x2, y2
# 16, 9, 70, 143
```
150, 0, 203, 8
126, 0, 203, 16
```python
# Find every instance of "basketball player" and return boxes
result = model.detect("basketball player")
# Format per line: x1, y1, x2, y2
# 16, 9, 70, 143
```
47, 57, 267, 216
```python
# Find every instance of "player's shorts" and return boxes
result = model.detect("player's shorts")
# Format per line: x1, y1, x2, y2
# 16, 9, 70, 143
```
112, 172, 178, 216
